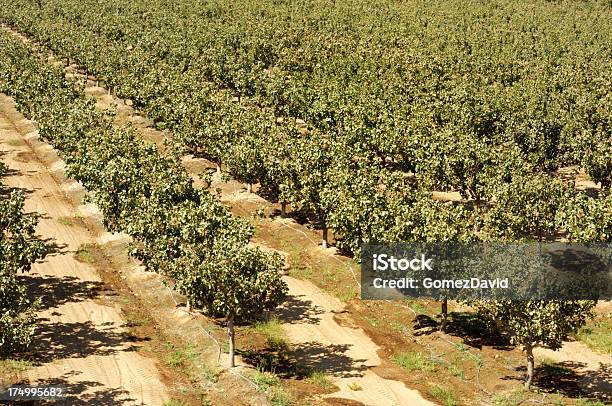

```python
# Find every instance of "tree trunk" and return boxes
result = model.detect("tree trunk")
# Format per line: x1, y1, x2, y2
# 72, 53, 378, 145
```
185, 299, 190, 312
322, 225, 328, 249
440, 297, 448, 332
524, 343, 534, 389
247, 183, 252, 194
216, 161, 221, 175
280, 201, 287, 218
228, 316, 236, 368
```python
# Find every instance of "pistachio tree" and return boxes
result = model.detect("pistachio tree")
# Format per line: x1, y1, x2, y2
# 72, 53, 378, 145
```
186, 245, 287, 367
475, 300, 596, 389
1, 167, 47, 354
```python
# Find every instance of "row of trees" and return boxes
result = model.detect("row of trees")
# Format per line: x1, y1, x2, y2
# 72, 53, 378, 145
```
0, 162, 47, 355
0, 32, 287, 367
0, 0, 609, 256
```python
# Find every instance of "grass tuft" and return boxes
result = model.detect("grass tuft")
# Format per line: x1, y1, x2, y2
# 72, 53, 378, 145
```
254, 318, 290, 349
57, 216, 80, 226
269, 386, 293, 406
307, 370, 333, 389
447, 363, 464, 379
199, 364, 220, 383
0, 359, 33, 374
347, 382, 362, 391
165, 343, 198, 369
75, 246, 94, 263
391, 352, 436, 372
252, 369, 280, 392
251, 369, 294, 406
162, 400, 189, 406
539, 357, 572, 372
429, 385, 457, 406
575, 315, 612, 355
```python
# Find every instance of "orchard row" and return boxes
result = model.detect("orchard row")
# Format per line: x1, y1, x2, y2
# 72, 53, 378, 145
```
0, 32, 286, 364
0, 163, 47, 354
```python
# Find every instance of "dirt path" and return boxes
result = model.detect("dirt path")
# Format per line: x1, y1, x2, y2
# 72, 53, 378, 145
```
277, 277, 438, 406
534, 341, 612, 401
0, 96, 169, 405
88, 92, 438, 404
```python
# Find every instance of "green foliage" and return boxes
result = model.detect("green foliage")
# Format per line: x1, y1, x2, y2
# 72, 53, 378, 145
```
161, 399, 189, 406
446, 363, 464, 379
252, 369, 281, 392
0, 29, 287, 367
0, 2, 610, 394
476, 300, 596, 351
164, 343, 199, 369
483, 174, 568, 241
3, 0, 609, 258
475, 300, 596, 388
558, 191, 612, 242
254, 318, 290, 349
306, 371, 333, 389
0, 170, 47, 354
0, 358, 33, 373
575, 314, 612, 355
189, 245, 287, 322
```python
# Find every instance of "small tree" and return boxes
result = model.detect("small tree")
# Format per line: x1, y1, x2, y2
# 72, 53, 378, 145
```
475, 300, 596, 389
188, 245, 287, 367
0, 188, 47, 354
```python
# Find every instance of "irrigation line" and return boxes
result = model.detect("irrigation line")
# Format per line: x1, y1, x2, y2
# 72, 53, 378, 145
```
159, 279, 259, 390
3, 24, 286, 398
229, 369, 259, 389
160, 281, 223, 364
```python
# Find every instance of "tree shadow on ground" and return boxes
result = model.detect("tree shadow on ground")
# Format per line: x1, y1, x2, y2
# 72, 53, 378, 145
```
31, 319, 144, 364
267, 206, 316, 228
241, 341, 368, 379
274, 294, 325, 325
22, 274, 107, 311
2, 181, 41, 196
503, 361, 611, 403
37, 237, 69, 256
0, 165, 21, 179
413, 312, 512, 349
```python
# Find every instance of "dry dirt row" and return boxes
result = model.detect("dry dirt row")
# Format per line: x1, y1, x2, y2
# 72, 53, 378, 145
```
0, 96, 169, 405
534, 341, 611, 401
